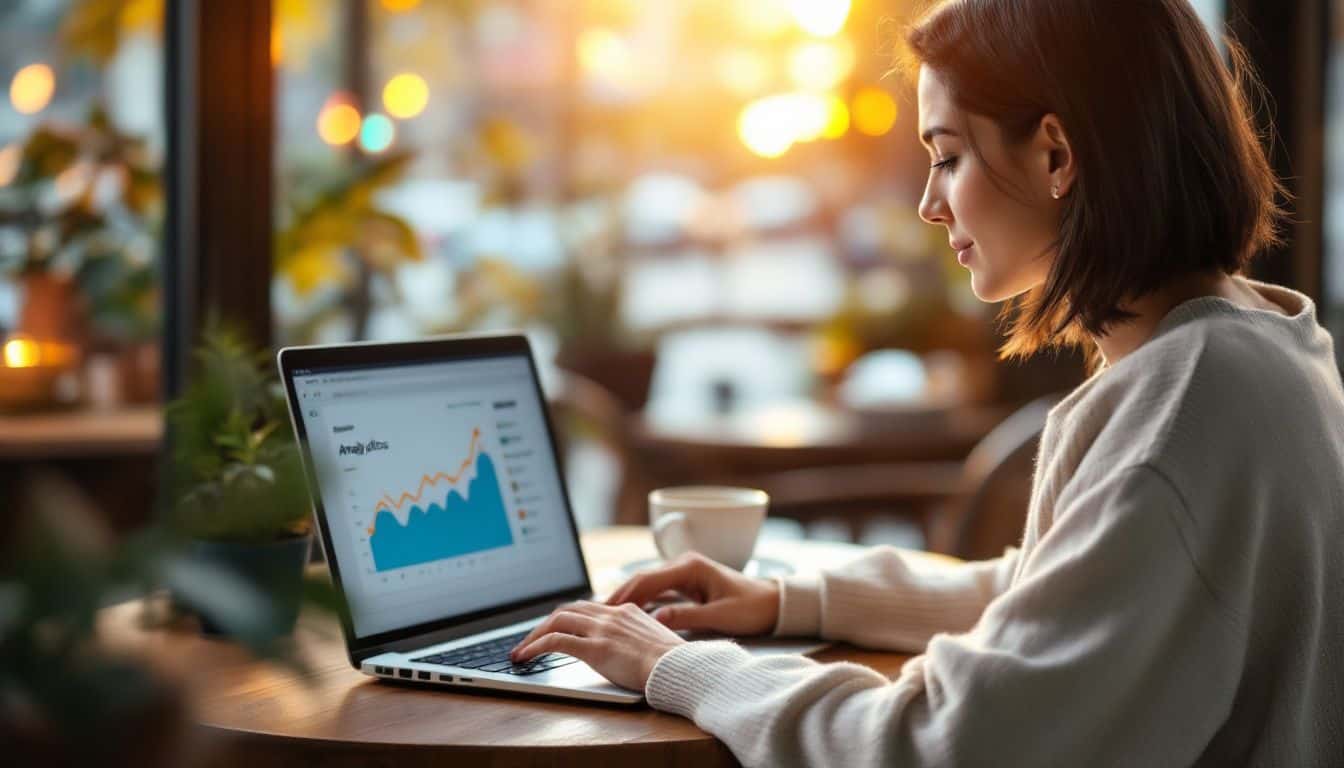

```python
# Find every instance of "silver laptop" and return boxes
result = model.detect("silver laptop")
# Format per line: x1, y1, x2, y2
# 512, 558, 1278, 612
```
278, 333, 829, 706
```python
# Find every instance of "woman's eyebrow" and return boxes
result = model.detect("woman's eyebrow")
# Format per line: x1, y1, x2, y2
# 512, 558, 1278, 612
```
920, 125, 959, 145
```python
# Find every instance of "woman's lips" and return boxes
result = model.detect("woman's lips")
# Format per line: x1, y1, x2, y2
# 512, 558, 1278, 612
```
955, 244, 974, 265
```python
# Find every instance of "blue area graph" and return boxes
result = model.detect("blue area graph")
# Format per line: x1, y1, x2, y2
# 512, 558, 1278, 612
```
369, 452, 514, 572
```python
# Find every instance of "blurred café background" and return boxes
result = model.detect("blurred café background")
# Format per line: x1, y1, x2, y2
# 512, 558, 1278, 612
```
0, 0, 1339, 552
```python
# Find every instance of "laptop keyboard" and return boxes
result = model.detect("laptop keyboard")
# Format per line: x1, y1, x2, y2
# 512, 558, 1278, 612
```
412, 630, 580, 676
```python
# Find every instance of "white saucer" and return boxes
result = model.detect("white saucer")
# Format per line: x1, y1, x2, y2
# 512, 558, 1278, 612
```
618, 556, 795, 579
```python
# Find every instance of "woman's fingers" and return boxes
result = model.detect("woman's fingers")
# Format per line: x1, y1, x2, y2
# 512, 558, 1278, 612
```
606, 556, 707, 607
511, 605, 601, 655
511, 632, 602, 664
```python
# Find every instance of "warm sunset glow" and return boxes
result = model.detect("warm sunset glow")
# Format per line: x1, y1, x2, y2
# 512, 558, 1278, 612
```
359, 113, 395, 153
379, 0, 422, 11
317, 98, 361, 146
738, 92, 833, 157
719, 50, 771, 95
822, 94, 849, 139
10, 63, 55, 115
733, 0, 793, 38
789, 40, 855, 91
790, 0, 850, 37
739, 96, 795, 158
578, 28, 635, 88
382, 73, 429, 119
3, 337, 40, 368
852, 86, 897, 136
790, 92, 832, 142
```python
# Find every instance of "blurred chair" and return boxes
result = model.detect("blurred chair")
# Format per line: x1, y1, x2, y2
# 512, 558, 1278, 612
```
547, 368, 668, 528
553, 346, 657, 413
753, 393, 1062, 560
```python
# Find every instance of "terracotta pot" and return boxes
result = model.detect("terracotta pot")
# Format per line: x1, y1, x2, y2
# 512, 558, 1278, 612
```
16, 272, 86, 344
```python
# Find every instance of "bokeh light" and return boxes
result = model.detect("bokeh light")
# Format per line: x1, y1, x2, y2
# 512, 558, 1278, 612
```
10, 63, 55, 115
738, 92, 835, 158
380, 0, 422, 11
382, 73, 429, 119
578, 27, 635, 88
359, 113, 395, 153
822, 94, 850, 139
739, 96, 796, 158
789, 40, 855, 91
790, 0, 851, 37
719, 50, 771, 95
317, 97, 361, 146
791, 92, 832, 142
3, 336, 40, 368
852, 86, 897, 136
733, 0, 793, 38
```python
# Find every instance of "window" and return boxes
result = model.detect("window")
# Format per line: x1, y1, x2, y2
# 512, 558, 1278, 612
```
0, 0, 164, 409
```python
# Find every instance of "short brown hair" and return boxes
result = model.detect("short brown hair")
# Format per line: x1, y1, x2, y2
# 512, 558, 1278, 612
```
904, 0, 1286, 366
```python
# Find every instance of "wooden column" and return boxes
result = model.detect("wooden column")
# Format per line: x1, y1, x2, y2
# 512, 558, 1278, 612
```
164, 0, 274, 399
1228, 0, 1329, 300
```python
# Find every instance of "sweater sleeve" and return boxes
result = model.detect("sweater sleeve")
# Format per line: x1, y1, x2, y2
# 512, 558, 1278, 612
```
770, 545, 1019, 652
646, 465, 1243, 767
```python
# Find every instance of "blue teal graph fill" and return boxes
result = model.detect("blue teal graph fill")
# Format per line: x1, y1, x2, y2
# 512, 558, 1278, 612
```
369, 452, 513, 572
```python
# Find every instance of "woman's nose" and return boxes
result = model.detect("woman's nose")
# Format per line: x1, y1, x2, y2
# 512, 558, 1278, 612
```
918, 185, 948, 225
919, 186, 951, 225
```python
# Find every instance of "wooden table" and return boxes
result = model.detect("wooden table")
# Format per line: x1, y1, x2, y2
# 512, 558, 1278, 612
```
101, 526, 958, 767
0, 405, 162, 459
0, 406, 163, 534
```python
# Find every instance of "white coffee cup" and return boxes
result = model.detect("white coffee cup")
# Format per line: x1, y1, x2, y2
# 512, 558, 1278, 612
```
648, 486, 768, 571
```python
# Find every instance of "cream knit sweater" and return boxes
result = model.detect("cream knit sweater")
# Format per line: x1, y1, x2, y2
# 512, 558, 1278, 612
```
645, 278, 1344, 767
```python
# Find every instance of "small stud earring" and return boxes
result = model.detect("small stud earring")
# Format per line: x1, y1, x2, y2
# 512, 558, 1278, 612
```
1050, 185, 1061, 199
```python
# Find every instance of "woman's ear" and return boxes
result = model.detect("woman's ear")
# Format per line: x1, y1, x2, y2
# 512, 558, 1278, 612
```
1035, 113, 1077, 200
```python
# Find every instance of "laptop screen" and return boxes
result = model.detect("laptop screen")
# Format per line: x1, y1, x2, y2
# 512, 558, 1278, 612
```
290, 352, 588, 639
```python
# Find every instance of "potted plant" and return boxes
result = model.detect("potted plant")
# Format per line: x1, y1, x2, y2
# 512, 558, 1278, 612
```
164, 329, 315, 635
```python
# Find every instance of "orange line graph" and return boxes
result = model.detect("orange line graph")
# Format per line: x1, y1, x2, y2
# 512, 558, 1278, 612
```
367, 428, 480, 536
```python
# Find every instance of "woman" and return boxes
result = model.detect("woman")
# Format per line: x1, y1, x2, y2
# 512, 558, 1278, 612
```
511, 0, 1344, 764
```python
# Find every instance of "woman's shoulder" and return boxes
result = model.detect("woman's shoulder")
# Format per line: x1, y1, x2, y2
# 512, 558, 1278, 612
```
1049, 297, 1342, 484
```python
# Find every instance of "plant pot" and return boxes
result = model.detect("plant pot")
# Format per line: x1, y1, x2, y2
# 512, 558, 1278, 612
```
17, 272, 86, 344
185, 534, 312, 637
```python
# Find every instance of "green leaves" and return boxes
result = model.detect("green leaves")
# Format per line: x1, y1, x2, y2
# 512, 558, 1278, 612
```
274, 151, 422, 301
165, 328, 313, 543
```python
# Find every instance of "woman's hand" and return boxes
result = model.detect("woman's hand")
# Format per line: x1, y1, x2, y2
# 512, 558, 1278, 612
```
509, 600, 687, 691
509, 552, 782, 691
606, 551, 782, 637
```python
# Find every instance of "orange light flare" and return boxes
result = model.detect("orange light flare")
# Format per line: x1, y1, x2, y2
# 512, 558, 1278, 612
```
852, 86, 898, 137
317, 94, 362, 146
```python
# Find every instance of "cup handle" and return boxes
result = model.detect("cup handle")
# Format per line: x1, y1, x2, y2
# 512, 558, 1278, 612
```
651, 511, 689, 561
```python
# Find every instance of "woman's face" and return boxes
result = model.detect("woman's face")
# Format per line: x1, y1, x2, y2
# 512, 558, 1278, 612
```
916, 66, 1062, 303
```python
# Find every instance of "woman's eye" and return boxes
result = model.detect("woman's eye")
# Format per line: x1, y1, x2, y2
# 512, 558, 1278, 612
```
930, 156, 958, 171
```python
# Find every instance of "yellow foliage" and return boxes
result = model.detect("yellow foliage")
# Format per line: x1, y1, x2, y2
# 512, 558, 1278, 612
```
283, 247, 349, 296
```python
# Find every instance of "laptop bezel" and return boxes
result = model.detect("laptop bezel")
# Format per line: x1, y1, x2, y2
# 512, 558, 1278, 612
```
277, 333, 596, 666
